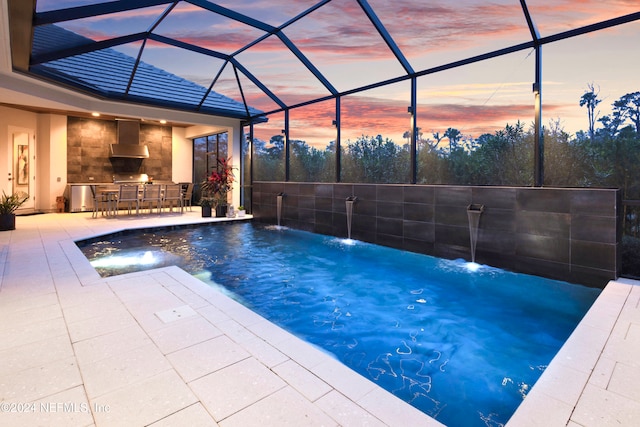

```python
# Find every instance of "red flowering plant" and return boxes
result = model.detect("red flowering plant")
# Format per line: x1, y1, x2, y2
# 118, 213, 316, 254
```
200, 157, 236, 208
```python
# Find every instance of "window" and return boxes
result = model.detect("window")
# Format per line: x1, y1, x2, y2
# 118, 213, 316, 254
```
193, 132, 228, 201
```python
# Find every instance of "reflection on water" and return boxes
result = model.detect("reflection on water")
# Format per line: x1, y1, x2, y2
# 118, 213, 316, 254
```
77, 222, 600, 427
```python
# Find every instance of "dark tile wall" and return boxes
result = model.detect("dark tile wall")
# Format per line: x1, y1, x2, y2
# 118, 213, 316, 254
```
67, 117, 173, 183
252, 182, 621, 288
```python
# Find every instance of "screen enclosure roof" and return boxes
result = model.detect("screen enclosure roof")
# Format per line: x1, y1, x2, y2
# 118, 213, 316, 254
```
7, 0, 640, 122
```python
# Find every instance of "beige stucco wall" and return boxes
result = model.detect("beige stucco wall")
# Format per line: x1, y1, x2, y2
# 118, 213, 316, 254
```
36, 114, 67, 212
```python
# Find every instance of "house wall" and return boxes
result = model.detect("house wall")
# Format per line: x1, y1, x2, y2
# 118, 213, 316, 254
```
252, 182, 621, 288
0, 105, 238, 213
1, 105, 39, 211
36, 113, 67, 212
171, 127, 192, 184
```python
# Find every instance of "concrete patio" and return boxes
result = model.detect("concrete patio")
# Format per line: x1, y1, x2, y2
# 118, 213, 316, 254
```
0, 211, 638, 426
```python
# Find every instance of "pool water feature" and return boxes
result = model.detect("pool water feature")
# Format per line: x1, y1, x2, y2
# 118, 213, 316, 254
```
78, 222, 600, 427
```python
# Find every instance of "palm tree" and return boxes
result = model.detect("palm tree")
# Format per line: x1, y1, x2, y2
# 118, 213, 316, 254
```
444, 127, 461, 154
579, 83, 601, 140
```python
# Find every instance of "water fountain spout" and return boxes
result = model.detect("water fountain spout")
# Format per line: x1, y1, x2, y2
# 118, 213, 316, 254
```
345, 196, 358, 239
467, 204, 484, 263
276, 193, 284, 227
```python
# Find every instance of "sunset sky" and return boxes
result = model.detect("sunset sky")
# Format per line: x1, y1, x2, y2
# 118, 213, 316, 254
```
37, 0, 640, 147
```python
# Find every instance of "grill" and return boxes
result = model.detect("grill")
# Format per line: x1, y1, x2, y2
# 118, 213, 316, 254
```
112, 173, 149, 184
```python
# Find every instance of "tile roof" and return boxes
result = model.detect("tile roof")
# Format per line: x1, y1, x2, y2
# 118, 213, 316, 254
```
31, 25, 262, 119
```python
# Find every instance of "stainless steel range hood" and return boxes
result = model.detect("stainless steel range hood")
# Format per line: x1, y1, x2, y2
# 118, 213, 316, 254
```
109, 143, 149, 158
109, 120, 149, 158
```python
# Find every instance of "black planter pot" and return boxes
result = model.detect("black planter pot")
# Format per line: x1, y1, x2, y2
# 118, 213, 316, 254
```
0, 213, 16, 231
201, 206, 212, 218
216, 205, 227, 217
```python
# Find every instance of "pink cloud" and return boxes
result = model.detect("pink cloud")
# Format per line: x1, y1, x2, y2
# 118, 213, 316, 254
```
52, 0, 637, 56
252, 92, 571, 148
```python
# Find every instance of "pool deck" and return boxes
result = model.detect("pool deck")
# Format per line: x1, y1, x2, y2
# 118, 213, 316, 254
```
0, 211, 637, 426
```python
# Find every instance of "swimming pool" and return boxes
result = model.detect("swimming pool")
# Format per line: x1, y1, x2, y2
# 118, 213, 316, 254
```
78, 222, 600, 427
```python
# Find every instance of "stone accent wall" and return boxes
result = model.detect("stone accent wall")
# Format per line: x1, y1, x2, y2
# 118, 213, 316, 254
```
67, 117, 172, 183
252, 182, 621, 288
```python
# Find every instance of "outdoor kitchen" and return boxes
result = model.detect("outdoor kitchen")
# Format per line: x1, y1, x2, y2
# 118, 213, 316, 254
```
64, 116, 176, 212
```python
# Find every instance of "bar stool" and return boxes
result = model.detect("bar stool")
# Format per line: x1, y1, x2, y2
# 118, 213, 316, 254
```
179, 183, 194, 211
92, 186, 108, 218
163, 184, 184, 213
141, 184, 162, 214
118, 184, 140, 215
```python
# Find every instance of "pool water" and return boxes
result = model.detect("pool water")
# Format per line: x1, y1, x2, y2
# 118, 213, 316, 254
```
78, 222, 600, 427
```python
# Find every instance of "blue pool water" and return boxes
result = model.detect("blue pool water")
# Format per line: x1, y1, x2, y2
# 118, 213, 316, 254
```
78, 222, 600, 427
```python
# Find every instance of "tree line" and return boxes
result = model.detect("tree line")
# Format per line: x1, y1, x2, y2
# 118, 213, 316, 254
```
253, 88, 640, 200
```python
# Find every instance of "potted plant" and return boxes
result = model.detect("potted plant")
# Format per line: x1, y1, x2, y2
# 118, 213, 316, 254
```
201, 157, 236, 217
198, 196, 216, 218
237, 205, 246, 217
0, 191, 29, 231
